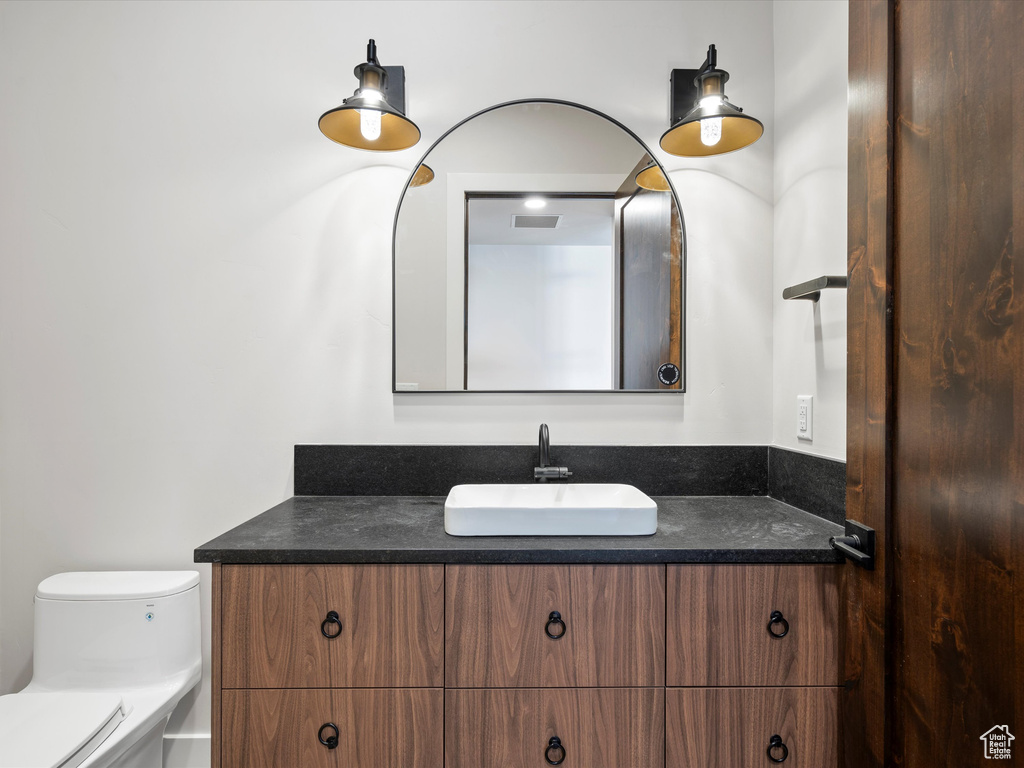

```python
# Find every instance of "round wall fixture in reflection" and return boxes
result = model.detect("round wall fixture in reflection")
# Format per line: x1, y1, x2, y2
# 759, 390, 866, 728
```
409, 164, 434, 187
635, 163, 671, 192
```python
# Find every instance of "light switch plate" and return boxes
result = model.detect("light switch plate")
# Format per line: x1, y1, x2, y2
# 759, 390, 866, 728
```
797, 395, 813, 440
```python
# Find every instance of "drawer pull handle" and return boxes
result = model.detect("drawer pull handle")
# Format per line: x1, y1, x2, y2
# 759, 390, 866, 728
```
318, 722, 339, 750
545, 611, 566, 640
767, 734, 789, 763
545, 735, 566, 765
767, 610, 790, 638
321, 610, 343, 639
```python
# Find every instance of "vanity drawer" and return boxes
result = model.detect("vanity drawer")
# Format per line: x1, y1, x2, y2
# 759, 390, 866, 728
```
666, 687, 837, 768
667, 565, 839, 686
445, 564, 665, 687
446, 688, 665, 768
221, 688, 443, 768
221, 564, 444, 688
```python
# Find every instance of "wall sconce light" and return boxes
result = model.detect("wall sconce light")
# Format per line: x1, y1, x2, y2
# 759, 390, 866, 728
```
660, 44, 763, 157
634, 162, 670, 192
318, 39, 421, 151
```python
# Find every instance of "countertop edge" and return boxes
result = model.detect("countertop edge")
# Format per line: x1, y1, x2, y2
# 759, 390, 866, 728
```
193, 494, 845, 566
193, 548, 844, 565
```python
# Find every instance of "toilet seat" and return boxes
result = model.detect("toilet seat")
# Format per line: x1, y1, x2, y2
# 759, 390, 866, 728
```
0, 692, 125, 768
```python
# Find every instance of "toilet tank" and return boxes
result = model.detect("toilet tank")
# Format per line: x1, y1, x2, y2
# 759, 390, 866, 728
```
31, 571, 201, 691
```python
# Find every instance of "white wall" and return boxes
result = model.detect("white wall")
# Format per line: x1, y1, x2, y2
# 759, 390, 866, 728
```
772, 0, 849, 460
468, 244, 614, 390
0, 1, 790, 765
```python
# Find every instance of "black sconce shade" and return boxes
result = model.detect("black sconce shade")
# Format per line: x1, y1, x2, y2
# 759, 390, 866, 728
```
660, 44, 763, 157
319, 39, 421, 152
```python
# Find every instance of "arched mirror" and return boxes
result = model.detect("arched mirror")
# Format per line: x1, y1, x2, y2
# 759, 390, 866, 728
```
393, 99, 685, 393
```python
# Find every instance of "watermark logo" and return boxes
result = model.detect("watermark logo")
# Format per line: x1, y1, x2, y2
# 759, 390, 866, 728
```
981, 725, 1015, 760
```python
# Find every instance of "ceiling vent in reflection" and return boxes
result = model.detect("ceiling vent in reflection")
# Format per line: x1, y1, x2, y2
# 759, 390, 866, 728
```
511, 214, 562, 229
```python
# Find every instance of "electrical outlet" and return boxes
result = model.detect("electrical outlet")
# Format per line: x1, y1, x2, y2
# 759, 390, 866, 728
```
797, 395, 813, 440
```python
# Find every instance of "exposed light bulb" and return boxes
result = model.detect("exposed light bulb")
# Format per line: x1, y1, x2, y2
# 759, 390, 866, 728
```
699, 96, 723, 147
700, 117, 722, 146
358, 88, 383, 141
524, 197, 547, 209
359, 109, 381, 140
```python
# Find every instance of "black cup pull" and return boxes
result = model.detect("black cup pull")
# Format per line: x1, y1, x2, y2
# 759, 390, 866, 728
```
318, 722, 339, 750
321, 610, 343, 639
767, 610, 790, 639
545, 735, 566, 765
545, 611, 566, 640
767, 734, 789, 763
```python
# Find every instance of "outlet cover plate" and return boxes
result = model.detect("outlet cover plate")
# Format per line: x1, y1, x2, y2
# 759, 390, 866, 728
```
797, 395, 813, 440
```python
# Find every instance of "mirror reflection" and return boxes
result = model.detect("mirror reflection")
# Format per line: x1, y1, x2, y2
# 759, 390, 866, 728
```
393, 101, 684, 392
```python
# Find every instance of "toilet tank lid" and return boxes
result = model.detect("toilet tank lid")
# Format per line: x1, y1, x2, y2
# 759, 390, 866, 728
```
36, 571, 200, 600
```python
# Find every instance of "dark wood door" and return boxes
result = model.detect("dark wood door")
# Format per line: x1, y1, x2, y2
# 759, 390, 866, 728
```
843, 3, 894, 766
890, 0, 1023, 764
844, 1, 1024, 765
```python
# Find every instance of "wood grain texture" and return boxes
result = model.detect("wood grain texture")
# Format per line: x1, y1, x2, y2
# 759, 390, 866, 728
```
667, 565, 839, 687
211, 563, 222, 768
221, 688, 443, 768
446, 688, 664, 768
669, 198, 683, 384
445, 564, 665, 687
843, 1, 894, 766
891, 0, 1024, 764
221, 565, 444, 688
666, 687, 838, 768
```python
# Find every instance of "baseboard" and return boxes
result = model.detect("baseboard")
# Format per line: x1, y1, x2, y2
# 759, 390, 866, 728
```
163, 734, 211, 768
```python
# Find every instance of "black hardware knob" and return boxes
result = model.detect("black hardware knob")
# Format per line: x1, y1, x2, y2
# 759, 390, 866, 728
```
767, 734, 789, 762
767, 610, 790, 638
318, 722, 339, 749
545, 611, 566, 640
545, 735, 566, 765
321, 610, 343, 639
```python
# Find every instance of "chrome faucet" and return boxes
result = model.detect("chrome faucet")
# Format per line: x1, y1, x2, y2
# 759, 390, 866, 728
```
534, 423, 572, 482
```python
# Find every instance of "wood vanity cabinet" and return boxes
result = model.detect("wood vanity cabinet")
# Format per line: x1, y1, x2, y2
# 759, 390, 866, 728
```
220, 564, 445, 688
666, 564, 840, 687
665, 565, 840, 768
447, 688, 664, 768
212, 562, 839, 768
445, 564, 665, 688
214, 564, 445, 768
666, 688, 838, 768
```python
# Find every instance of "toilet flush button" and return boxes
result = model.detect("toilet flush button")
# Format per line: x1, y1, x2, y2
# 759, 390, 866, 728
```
145, 612, 155, 622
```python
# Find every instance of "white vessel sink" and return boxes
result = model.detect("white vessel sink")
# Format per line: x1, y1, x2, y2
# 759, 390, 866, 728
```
444, 483, 658, 536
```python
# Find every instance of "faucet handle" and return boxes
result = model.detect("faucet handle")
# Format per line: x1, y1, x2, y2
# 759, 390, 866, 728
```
535, 466, 572, 481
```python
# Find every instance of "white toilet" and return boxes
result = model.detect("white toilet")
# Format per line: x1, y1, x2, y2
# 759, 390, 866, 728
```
0, 571, 202, 768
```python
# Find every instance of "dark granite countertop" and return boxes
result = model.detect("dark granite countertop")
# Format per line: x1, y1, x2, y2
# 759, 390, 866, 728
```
194, 495, 844, 565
